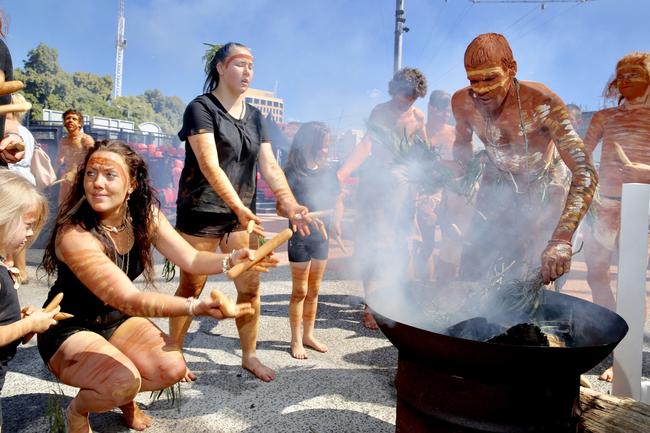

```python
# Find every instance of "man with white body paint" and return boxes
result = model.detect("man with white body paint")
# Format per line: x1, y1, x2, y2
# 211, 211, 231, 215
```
451, 33, 597, 284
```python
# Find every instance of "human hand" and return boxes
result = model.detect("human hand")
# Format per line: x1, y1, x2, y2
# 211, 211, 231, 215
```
540, 241, 573, 284
194, 295, 254, 319
21, 305, 37, 319
622, 162, 650, 184
229, 248, 279, 273
0, 133, 25, 164
286, 203, 311, 237
26, 306, 60, 334
234, 206, 264, 236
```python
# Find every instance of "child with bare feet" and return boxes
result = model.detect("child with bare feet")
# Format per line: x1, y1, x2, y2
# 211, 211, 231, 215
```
284, 123, 343, 359
0, 171, 59, 432
37, 140, 277, 432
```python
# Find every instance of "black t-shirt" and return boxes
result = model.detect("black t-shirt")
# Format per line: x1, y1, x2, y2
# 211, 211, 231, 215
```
0, 267, 21, 384
285, 163, 340, 223
0, 39, 14, 159
176, 93, 269, 215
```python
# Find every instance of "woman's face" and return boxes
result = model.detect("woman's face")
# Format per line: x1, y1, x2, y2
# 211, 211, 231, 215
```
84, 151, 133, 217
218, 47, 254, 95
316, 134, 331, 163
5, 211, 35, 255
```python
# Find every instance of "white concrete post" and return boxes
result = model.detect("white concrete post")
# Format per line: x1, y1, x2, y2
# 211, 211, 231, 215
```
612, 183, 650, 400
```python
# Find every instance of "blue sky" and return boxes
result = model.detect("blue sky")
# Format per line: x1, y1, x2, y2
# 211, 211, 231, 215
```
3, 0, 649, 132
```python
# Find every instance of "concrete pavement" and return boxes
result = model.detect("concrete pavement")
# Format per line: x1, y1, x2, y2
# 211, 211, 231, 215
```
3, 213, 649, 432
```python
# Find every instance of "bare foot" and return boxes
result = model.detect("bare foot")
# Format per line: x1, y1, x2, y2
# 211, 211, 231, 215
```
303, 335, 328, 353
66, 404, 92, 433
242, 356, 276, 382
363, 308, 379, 330
181, 367, 197, 382
599, 367, 613, 383
119, 401, 152, 431
291, 341, 308, 359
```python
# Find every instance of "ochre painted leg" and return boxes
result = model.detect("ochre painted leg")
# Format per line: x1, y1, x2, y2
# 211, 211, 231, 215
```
224, 231, 275, 381
169, 232, 220, 381
109, 317, 185, 429
584, 239, 616, 311
289, 261, 310, 359
47, 332, 142, 433
303, 259, 328, 353
110, 317, 186, 391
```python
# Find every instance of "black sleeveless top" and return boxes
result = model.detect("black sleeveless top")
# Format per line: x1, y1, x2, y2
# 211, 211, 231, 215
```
43, 246, 144, 322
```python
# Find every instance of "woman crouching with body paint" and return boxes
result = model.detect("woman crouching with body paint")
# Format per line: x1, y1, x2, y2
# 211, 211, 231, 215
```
37, 140, 276, 433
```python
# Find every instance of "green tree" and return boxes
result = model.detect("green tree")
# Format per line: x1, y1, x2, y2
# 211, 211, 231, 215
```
15, 42, 185, 134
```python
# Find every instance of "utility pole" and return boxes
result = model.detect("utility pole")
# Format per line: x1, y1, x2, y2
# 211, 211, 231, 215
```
113, 0, 127, 99
393, 0, 409, 74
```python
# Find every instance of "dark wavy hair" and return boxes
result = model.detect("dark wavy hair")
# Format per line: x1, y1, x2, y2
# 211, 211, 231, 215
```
283, 122, 331, 177
388, 67, 427, 99
203, 42, 251, 93
41, 140, 160, 286
63, 108, 85, 127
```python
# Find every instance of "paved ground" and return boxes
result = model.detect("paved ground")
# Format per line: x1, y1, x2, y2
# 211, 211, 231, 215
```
3, 213, 649, 432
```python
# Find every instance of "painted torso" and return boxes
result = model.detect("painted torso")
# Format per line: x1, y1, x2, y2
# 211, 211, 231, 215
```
585, 104, 650, 197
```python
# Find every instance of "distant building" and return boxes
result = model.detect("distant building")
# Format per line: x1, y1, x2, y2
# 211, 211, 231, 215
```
244, 88, 284, 123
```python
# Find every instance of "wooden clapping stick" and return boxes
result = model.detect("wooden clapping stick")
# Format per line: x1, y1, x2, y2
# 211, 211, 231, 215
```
613, 142, 632, 165
246, 220, 256, 234
45, 292, 74, 320
307, 209, 333, 219
0, 101, 32, 116
226, 228, 293, 279
22, 293, 72, 344
0, 80, 25, 96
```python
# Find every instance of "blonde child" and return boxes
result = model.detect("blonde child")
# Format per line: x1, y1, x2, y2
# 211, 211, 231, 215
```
0, 170, 59, 431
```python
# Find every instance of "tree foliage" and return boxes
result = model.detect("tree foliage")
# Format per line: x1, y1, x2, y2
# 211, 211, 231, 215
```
14, 43, 185, 135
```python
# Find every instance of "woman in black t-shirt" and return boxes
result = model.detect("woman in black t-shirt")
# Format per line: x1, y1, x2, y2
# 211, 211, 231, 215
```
284, 122, 343, 359
172, 42, 310, 382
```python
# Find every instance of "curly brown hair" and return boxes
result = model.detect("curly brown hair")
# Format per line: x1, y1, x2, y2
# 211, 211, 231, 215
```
604, 51, 650, 105
388, 67, 427, 99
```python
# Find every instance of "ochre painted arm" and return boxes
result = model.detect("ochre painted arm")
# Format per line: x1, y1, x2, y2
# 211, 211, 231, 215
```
57, 227, 194, 318
188, 132, 248, 214
543, 101, 598, 242
583, 110, 606, 156
152, 207, 229, 275
337, 135, 372, 182
258, 142, 298, 210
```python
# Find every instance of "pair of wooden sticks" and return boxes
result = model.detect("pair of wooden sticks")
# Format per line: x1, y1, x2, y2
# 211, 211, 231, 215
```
44, 293, 74, 321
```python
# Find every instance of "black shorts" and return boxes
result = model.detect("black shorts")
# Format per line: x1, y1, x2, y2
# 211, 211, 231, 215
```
176, 210, 242, 238
288, 233, 329, 262
37, 311, 129, 364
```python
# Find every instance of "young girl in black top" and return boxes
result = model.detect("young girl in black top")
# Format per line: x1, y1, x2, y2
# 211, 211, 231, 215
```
284, 122, 343, 359
0, 171, 58, 431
